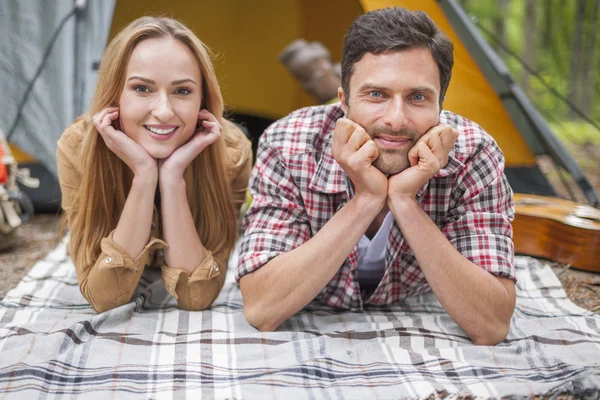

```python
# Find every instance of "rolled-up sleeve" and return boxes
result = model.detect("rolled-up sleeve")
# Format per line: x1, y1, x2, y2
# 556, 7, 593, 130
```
443, 140, 516, 282
161, 244, 225, 311
236, 132, 311, 282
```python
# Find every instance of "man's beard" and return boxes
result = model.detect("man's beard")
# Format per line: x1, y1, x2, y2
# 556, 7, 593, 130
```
368, 126, 422, 175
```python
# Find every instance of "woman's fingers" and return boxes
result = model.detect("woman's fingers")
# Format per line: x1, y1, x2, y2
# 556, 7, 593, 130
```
198, 109, 222, 131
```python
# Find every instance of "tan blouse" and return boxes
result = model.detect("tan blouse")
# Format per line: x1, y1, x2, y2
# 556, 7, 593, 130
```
57, 118, 252, 312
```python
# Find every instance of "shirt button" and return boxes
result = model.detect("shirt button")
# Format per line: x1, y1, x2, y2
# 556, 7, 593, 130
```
105, 256, 112, 264
213, 264, 219, 272
169, 287, 173, 292
151, 223, 156, 229
158, 250, 164, 257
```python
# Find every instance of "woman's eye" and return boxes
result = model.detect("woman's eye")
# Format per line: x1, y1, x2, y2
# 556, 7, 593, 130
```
174, 88, 191, 95
134, 85, 150, 93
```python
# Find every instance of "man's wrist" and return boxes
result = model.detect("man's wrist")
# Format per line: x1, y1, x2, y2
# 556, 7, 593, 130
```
388, 194, 420, 217
352, 192, 386, 216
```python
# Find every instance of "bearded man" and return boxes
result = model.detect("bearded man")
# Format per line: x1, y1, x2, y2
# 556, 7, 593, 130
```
237, 7, 516, 346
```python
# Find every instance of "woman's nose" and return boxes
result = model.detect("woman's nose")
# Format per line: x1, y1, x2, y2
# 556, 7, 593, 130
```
152, 92, 174, 121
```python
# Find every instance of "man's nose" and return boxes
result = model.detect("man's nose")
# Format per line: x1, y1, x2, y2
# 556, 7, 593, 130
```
382, 98, 408, 131
152, 92, 174, 121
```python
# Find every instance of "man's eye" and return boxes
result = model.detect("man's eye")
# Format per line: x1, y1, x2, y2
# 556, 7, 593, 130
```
174, 88, 191, 95
134, 85, 150, 93
412, 93, 425, 101
369, 91, 383, 98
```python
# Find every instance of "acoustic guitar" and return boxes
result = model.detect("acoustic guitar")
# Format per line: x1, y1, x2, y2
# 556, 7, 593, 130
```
512, 193, 600, 272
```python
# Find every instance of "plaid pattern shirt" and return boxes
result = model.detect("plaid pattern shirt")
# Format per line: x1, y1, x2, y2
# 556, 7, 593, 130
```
237, 103, 515, 310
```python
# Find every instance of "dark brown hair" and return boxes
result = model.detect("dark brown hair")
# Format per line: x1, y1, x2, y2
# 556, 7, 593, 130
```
341, 7, 454, 108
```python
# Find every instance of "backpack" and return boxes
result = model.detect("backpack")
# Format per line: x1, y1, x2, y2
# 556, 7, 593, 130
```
0, 129, 38, 250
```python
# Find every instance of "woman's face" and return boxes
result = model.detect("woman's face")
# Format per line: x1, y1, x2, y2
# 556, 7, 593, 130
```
118, 37, 202, 159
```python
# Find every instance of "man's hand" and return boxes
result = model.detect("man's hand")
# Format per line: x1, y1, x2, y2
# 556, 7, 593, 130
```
159, 109, 221, 181
388, 124, 458, 202
93, 107, 157, 178
332, 118, 387, 208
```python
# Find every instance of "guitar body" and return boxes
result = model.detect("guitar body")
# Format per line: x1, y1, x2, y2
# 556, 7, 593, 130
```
513, 194, 600, 273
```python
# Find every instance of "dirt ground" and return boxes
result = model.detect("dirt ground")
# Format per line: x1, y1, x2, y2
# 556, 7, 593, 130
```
0, 214, 63, 299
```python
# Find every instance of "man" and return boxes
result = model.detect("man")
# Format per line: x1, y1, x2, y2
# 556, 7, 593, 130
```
237, 7, 516, 345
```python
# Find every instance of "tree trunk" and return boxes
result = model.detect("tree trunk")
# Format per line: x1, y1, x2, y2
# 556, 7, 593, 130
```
493, 0, 509, 60
542, 0, 553, 49
520, 0, 536, 95
567, 0, 587, 119
581, 0, 600, 116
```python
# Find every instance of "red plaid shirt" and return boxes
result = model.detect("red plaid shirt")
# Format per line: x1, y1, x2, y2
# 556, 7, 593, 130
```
237, 103, 515, 310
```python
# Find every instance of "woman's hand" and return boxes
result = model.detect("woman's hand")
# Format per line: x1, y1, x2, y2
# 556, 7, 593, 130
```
159, 109, 222, 182
93, 107, 157, 179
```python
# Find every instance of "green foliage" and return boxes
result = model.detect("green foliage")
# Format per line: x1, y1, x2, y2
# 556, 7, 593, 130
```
460, 0, 600, 129
550, 122, 600, 146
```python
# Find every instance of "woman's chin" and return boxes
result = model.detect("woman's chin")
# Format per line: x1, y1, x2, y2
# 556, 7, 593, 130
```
145, 147, 175, 160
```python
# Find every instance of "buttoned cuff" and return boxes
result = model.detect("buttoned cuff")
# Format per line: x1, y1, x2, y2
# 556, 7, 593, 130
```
160, 249, 222, 298
99, 230, 168, 272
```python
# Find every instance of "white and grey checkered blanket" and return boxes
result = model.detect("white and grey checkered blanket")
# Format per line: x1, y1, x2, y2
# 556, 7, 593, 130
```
1, 240, 600, 399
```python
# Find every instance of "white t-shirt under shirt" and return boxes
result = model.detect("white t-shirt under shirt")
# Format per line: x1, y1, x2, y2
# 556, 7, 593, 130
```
356, 211, 394, 287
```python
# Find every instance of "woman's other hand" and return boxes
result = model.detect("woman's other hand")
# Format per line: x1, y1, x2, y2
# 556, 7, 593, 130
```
158, 109, 222, 181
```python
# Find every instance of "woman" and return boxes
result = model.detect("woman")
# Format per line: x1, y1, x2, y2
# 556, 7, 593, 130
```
57, 17, 252, 313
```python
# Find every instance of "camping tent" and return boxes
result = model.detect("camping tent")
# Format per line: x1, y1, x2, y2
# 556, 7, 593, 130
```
0, 0, 115, 212
1, 0, 598, 212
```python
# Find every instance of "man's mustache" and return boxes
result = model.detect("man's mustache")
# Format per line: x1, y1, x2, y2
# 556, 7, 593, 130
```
368, 127, 420, 140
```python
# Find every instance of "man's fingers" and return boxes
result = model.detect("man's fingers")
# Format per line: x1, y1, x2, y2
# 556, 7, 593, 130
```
333, 118, 355, 148
354, 139, 379, 164
428, 124, 457, 152
424, 130, 445, 166
347, 126, 370, 151
409, 141, 440, 171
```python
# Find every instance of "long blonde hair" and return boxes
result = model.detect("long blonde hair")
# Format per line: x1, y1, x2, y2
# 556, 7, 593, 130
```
68, 17, 237, 269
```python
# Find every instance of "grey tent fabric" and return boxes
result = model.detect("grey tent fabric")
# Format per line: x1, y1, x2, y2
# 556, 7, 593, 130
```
0, 0, 114, 177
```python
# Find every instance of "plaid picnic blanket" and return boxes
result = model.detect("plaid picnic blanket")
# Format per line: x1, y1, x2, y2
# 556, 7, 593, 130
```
1, 239, 600, 399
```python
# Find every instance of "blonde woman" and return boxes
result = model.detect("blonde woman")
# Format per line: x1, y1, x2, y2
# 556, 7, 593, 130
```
57, 17, 252, 313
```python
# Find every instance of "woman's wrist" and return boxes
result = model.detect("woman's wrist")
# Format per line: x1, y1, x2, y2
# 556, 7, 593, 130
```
159, 170, 186, 191
133, 168, 159, 188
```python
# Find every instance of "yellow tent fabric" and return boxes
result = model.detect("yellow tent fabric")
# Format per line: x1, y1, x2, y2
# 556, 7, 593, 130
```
110, 0, 362, 120
110, 0, 535, 168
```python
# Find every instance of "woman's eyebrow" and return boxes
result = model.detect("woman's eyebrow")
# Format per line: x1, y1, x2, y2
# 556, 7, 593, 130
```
127, 76, 154, 83
171, 78, 196, 85
126, 77, 197, 86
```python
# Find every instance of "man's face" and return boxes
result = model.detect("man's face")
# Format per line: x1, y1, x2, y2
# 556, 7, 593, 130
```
339, 48, 441, 175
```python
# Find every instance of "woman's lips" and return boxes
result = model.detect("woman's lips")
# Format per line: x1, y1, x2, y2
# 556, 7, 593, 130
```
144, 125, 178, 141
374, 136, 411, 150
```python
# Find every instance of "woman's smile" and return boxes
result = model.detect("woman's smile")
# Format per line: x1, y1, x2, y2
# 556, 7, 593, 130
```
144, 124, 179, 141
